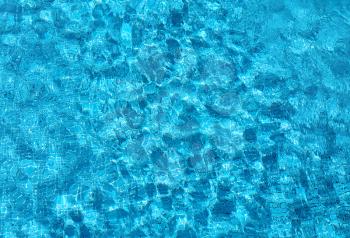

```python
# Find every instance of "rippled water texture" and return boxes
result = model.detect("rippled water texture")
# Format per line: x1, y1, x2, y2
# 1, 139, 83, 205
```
1, 0, 350, 237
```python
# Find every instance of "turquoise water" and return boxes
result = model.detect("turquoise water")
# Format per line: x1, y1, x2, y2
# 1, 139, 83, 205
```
1, 0, 350, 237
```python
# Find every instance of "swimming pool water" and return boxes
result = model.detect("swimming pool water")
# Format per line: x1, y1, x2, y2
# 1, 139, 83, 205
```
0, 0, 350, 237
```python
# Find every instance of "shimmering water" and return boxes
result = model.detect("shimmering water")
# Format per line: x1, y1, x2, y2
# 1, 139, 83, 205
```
1, 0, 350, 237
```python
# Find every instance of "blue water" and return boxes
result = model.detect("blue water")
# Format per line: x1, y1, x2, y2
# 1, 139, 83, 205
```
1, 0, 350, 237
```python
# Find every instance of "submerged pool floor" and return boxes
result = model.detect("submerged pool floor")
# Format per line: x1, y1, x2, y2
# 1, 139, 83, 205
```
1, 0, 350, 237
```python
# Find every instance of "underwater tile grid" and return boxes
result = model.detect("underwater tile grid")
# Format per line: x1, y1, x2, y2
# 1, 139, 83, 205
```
0, 0, 350, 237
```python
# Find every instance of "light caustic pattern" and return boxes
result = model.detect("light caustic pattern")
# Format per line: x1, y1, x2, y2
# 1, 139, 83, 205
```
0, 0, 350, 237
